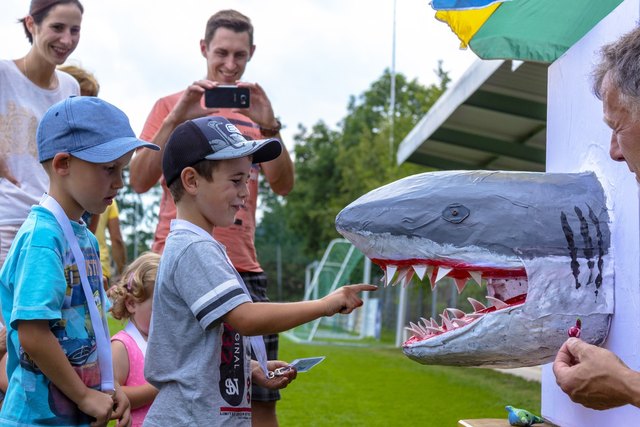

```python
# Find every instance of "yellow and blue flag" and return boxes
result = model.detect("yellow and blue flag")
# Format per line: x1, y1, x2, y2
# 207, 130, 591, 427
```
431, 0, 507, 11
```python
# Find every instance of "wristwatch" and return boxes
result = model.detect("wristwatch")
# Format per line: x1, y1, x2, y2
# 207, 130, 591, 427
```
259, 119, 282, 137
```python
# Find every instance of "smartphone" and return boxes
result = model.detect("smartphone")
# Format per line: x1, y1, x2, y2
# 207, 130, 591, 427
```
204, 85, 250, 108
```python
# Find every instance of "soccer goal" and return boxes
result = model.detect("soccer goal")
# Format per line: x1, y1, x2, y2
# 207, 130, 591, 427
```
285, 239, 377, 343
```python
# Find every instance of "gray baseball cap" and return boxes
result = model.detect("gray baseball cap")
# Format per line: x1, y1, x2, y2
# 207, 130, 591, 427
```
163, 116, 283, 186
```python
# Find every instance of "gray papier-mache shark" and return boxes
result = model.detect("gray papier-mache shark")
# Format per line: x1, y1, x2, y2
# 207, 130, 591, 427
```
335, 170, 613, 368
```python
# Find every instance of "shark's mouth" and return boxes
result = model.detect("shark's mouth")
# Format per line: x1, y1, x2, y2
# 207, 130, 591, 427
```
374, 258, 528, 343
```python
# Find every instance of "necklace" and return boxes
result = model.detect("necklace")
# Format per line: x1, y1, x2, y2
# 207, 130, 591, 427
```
20, 56, 29, 80
20, 55, 58, 89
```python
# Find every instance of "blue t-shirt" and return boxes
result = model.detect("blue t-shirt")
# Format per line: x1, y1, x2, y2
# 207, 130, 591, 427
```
0, 206, 104, 426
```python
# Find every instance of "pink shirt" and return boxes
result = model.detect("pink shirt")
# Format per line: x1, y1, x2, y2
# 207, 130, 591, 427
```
140, 92, 262, 272
112, 330, 150, 427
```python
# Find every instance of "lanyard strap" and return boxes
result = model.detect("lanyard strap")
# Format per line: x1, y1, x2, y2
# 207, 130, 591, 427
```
124, 321, 147, 357
170, 219, 269, 376
40, 194, 115, 392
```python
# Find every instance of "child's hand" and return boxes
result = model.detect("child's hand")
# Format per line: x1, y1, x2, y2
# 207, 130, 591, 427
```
76, 388, 114, 427
322, 284, 378, 316
251, 360, 297, 390
110, 385, 132, 427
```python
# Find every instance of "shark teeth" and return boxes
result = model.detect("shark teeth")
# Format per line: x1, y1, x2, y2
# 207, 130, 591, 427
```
446, 308, 466, 319
377, 261, 528, 342
429, 266, 438, 290
381, 259, 528, 289
412, 264, 427, 280
486, 296, 509, 310
401, 269, 415, 287
382, 262, 513, 299
440, 314, 454, 330
391, 267, 407, 286
435, 266, 453, 283
420, 317, 431, 328
451, 318, 470, 327
404, 294, 520, 341
406, 316, 453, 339
426, 325, 444, 334
469, 271, 483, 285
385, 265, 398, 286
405, 307, 488, 339
430, 317, 440, 329
386, 267, 415, 287
466, 312, 484, 319
454, 278, 468, 294
408, 321, 429, 336
467, 298, 487, 312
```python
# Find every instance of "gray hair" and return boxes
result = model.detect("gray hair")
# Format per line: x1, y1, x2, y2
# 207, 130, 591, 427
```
593, 26, 640, 115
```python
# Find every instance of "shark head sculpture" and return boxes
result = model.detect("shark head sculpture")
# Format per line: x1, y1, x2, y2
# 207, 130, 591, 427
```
336, 170, 613, 368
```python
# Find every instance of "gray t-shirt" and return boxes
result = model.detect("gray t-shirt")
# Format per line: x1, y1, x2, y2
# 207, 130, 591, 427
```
144, 229, 252, 427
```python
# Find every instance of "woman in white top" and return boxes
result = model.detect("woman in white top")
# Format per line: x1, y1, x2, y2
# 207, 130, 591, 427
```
0, 0, 83, 267
0, 0, 84, 405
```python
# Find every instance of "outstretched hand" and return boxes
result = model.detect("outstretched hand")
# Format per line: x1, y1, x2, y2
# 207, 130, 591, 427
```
322, 284, 378, 316
553, 337, 639, 410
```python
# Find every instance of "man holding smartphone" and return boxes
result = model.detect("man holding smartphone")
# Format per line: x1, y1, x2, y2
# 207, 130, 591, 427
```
129, 9, 294, 427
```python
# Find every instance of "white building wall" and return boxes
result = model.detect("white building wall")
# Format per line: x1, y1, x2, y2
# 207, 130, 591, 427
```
543, 0, 640, 425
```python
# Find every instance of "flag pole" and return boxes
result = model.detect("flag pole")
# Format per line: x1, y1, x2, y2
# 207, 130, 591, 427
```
390, 0, 397, 160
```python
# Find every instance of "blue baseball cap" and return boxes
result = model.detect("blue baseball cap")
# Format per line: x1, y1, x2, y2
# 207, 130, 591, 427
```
37, 96, 159, 163
163, 116, 282, 186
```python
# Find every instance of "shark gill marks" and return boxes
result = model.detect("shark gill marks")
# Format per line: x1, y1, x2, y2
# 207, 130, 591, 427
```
561, 205, 605, 297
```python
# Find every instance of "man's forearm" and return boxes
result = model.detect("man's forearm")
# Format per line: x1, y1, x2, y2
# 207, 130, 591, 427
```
261, 134, 295, 195
129, 115, 180, 193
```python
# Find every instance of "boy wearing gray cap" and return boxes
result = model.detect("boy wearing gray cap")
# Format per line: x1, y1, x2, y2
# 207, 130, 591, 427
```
143, 116, 376, 426
0, 96, 159, 426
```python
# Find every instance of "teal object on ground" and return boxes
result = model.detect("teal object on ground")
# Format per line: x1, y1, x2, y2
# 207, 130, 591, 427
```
505, 405, 544, 426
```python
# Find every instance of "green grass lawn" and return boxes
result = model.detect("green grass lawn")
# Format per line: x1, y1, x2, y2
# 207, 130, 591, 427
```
277, 337, 541, 427
107, 315, 125, 336
108, 319, 540, 426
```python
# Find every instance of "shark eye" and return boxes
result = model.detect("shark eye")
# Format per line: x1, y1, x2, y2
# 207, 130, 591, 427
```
442, 203, 469, 224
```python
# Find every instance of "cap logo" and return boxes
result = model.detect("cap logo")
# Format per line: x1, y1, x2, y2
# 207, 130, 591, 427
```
207, 120, 249, 152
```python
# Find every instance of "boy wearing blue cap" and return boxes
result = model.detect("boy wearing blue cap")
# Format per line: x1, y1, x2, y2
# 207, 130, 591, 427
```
0, 96, 159, 426
143, 116, 376, 426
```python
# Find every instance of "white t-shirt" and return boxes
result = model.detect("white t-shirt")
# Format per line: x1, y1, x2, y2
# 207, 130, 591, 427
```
0, 59, 79, 226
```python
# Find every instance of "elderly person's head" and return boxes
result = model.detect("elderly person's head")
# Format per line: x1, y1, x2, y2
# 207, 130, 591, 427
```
593, 27, 640, 181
